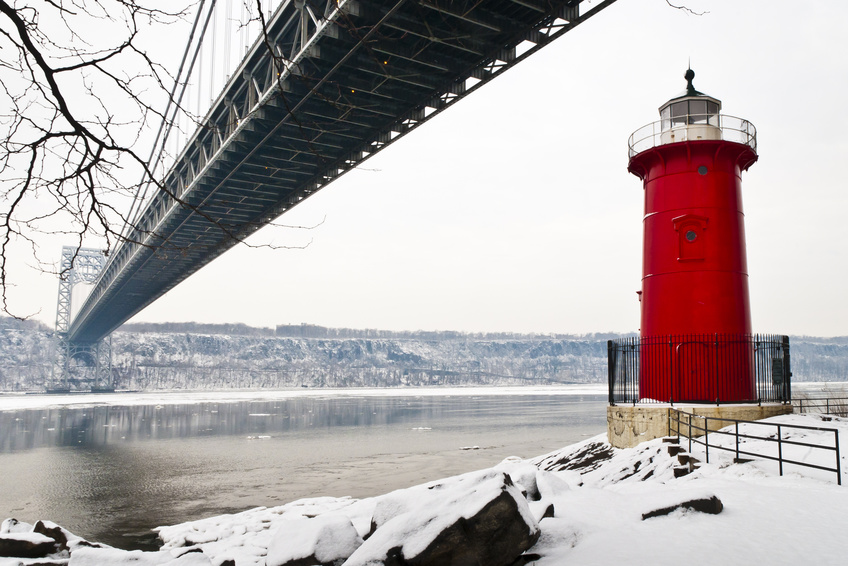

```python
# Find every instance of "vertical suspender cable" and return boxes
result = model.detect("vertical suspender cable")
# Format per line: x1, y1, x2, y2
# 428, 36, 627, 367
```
122, 0, 219, 237
123, 0, 214, 237
210, 4, 217, 106
224, 0, 232, 81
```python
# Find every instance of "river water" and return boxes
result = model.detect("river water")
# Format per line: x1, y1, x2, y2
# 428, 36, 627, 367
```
0, 388, 607, 549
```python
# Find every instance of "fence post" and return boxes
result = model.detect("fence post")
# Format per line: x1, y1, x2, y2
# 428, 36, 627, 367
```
777, 424, 783, 477
607, 340, 615, 406
705, 417, 709, 464
714, 333, 719, 405
669, 337, 674, 404
836, 429, 842, 486
782, 335, 791, 401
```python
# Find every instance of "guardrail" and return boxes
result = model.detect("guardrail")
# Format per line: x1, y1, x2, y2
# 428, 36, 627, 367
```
628, 114, 757, 158
793, 397, 848, 417
668, 409, 842, 485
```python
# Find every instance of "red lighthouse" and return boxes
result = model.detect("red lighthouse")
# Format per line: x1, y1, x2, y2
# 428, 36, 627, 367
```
627, 70, 759, 403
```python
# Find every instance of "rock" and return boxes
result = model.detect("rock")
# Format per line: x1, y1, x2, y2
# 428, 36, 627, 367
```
532, 441, 615, 474
509, 554, 541, 566
0, 519, 28, 534
266, 515, 363, 566
33, 520, 69, 552
641, 495, 724, 520
534, 471, 571, 501
0, 531, 57, 558
344, 470, 540, 566
494, 461, 541, 501
527, 501, 555, 522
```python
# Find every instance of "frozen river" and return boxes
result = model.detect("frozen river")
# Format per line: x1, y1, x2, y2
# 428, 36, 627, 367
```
0, 386, 607, 549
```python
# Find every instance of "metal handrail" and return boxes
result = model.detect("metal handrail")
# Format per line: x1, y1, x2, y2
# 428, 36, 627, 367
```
668, 409, 842, 485
628, 113, 757, 158
793, 397, 848, 416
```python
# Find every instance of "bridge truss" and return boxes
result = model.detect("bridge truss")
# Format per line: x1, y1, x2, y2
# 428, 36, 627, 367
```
67, 0, 617, 346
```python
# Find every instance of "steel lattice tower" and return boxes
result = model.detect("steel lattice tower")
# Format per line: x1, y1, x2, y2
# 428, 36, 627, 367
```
52, 247, 113, 392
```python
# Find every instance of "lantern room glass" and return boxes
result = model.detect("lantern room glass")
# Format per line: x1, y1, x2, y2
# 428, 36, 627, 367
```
660, 99, 721, 131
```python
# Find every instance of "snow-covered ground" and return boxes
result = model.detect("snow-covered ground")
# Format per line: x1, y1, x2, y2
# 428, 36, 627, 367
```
2, 408, 846, 565
0, 383, 607, 412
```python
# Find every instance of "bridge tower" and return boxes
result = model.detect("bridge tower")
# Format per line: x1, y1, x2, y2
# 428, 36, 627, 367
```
627, 69, 759, 403
51, 247, 113, 392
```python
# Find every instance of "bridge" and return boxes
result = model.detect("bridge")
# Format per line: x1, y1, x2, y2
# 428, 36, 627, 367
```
54, 0, 617, 388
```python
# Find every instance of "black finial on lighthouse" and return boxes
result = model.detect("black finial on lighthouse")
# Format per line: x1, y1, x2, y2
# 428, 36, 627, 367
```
684, 68, 697, 96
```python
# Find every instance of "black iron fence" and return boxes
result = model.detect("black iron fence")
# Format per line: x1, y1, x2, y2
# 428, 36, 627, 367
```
668, 409, 842, 485
608, 334, 791, 405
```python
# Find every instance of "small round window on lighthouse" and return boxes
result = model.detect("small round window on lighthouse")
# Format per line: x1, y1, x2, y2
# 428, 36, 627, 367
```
685, 230, 698, 242
698, 166, 708, 175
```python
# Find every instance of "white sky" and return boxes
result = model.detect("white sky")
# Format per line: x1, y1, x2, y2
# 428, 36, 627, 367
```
9, 0, 848, 336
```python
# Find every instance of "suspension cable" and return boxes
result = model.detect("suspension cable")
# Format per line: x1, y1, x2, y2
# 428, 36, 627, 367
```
122, 0, 219, 239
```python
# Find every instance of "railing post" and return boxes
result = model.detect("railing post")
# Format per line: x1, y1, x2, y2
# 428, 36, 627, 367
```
705, 417, 709, 464
735, 421, 740, 462
688, 412, 692, 453
836, 429, 842, 486
777, 424, 784, 477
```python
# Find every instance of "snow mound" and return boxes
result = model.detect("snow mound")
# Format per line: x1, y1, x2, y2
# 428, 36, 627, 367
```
266, 515, 362, 566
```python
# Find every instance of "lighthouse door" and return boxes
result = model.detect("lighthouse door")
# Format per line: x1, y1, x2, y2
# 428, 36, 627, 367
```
674, 338, 712, 402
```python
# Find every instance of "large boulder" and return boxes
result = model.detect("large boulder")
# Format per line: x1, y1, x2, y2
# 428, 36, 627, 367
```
0, 531, 57, 559
343, 469, 540, 566
0, 518, 63, 559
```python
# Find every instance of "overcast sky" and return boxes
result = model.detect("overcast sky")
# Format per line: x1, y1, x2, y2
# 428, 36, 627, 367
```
11, 0, 848, 336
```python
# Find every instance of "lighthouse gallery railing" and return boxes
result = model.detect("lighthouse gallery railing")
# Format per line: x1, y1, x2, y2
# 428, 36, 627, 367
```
608, 334, 791, 405
628, 114, 757, 157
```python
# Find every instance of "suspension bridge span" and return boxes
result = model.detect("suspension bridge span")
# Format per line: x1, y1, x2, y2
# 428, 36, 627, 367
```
59, 0, 617, 383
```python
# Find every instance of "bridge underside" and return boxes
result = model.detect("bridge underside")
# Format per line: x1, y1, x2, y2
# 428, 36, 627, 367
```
69, 0, 616, 343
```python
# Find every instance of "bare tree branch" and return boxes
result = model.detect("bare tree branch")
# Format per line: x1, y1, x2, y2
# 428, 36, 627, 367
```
665, 1, 708, 16
0, 0, 322, 320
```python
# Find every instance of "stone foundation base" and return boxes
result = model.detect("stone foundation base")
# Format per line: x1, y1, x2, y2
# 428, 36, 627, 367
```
607, 404, 794, 449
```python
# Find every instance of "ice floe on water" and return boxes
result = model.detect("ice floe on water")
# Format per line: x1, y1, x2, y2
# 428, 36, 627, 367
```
0, 384, 607, 412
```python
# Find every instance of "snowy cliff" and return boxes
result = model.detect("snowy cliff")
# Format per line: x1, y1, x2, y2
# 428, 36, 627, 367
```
1, 318, 846, 391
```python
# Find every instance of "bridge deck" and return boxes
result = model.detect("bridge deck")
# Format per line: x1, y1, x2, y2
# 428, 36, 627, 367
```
69, 0, 616, 343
